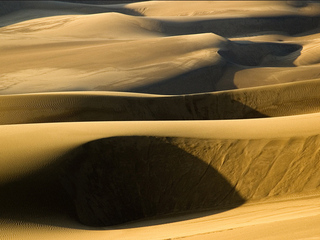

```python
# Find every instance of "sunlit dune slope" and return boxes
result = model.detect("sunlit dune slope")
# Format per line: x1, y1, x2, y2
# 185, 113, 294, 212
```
0, 31, 226, 94
1, 1, 320, 94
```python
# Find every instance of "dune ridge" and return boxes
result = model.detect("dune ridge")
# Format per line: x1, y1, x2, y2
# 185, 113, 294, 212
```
2, 78, 320, 124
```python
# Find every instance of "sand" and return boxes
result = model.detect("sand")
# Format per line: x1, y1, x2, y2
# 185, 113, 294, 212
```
1, 0, 320, 239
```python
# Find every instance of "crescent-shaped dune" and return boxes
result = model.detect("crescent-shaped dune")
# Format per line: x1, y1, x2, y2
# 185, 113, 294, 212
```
1, 1, 320, 239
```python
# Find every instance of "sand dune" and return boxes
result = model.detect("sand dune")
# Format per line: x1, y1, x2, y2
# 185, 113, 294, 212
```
1, 0, 320, 239
2, 78, 320, 124
0, 30, 226, 94
61, 134, 320, 226
1, 1, 320, 95
1, 115, 320, 231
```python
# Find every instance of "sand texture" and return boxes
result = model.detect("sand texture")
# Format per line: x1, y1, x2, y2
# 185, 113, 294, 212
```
1, 1, 320, 239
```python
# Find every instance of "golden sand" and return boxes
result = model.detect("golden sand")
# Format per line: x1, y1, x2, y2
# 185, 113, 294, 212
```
1, 1, 320, 239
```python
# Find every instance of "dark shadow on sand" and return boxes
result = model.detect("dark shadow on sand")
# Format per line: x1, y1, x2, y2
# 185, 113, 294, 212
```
159, 15, 320, 38
218, 41, 302, 67
128, 41, 302, 96
59, 136, 246, 227
0, 136, 246, 229
128, 64, 225, 95
0, 90, 268, 126
0, 1, 143, 27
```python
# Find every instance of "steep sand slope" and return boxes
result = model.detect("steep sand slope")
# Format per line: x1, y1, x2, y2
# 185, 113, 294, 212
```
1, 114, 320, 231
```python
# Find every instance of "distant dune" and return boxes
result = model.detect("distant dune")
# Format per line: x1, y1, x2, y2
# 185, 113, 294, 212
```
1, 1, 320, 240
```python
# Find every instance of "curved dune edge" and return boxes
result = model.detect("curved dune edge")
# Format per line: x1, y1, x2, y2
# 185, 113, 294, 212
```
2, 112, 320, 180
1, 120, 320, 229
1, 194, 320, 240
1, 78, 320, 124
59, 135, 320, 226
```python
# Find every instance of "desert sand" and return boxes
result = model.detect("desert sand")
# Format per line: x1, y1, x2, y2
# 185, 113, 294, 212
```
1, 1, 320, 239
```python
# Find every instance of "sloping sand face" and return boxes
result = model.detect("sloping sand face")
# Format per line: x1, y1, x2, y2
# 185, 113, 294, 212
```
59, 136, 245, 226
1, 0, 320, 239
59, 134, 320, 226
2, 78, 320, 125
1, 1, 320, 95
1, 118, 320, 230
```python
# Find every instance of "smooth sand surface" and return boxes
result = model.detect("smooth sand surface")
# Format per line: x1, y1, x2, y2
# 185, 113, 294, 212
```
1, 1, 320, 239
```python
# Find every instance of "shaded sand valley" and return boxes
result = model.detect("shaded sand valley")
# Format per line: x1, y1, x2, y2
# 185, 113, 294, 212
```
1, 1, 320, 239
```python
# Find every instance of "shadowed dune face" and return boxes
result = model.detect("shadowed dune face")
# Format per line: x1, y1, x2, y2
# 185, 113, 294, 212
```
218, 42, 302, 66
126, 1, 320, 18
3, 78, 320, 125
56, 135, 320, 226
0, 92, 267, 124
59, 136, 245, 226
0, 157, 76, 228
0, 136, 245, 228
128, 64, 224, 94
0, 1, 144, 27
146, 16, 320, 38
0, 1, 23, 16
